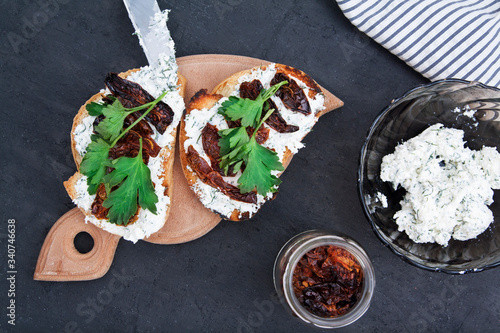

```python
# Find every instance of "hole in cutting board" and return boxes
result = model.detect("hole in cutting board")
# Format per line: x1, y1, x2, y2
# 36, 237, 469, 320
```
74, 231, 94, 254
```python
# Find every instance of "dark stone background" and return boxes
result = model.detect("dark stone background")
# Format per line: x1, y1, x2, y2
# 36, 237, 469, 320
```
0, 0, 499, 332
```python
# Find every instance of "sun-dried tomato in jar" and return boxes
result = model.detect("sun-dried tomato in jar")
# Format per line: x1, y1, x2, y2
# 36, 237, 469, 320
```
292, 245, 364, 318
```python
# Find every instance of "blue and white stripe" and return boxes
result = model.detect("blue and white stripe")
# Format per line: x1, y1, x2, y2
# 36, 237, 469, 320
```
336, 0, 500, 87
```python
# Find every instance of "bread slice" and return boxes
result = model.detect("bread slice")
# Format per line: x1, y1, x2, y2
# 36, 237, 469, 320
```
64, 68, 186, 243
179, 63, 327, 221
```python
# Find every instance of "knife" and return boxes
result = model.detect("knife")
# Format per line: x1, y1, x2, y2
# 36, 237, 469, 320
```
122, 0, 175, 68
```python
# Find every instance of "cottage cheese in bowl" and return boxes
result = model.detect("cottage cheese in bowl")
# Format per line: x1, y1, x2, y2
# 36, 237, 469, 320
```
380, 123, 500, 247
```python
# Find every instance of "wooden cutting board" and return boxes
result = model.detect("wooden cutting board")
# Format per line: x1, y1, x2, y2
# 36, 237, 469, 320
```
33, 54, 344, 281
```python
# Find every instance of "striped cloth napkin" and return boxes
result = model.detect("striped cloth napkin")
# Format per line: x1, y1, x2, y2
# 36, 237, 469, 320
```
336, 0, 500, 88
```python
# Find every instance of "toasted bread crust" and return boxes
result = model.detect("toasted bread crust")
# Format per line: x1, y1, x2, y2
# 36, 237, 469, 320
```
66, 68, 185, 240
180, 64, 325, 221
63, 172, 82, 204
63, 173, 99, 223
186, 89, 222, 114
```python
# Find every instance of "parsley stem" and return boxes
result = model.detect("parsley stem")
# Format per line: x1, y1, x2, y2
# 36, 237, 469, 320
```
110, 91, 167, 148
260, 80, 287, 100
251, 80, 287, 133
251, 107, 276, 140
124, 100, 161, 113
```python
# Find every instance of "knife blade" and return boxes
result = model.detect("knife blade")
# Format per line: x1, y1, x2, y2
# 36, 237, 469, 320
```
122, 0, 175, 67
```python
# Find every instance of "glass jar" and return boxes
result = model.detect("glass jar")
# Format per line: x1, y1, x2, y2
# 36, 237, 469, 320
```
273, 230, 375, 329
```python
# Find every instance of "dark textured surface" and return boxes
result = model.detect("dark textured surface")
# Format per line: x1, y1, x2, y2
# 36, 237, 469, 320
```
0, 0, 498, 332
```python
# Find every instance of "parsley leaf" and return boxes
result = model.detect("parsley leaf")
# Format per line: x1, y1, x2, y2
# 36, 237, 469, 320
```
219, 96, 263, 128
94, 98, 133, 142
218, 80, 288, 128
219, 126, 249, 173
218, 84, 288, 196
79, 135, 111, 195
86, 101, 107, 116
94, 96, 165, 142
238, 137, 283, 195
79, 91, 167, 224
102, 138, 158, 225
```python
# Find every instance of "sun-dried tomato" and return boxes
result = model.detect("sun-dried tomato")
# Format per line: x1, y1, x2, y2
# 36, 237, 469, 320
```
252, 126, 270, 144
240, 80, 262, 100
186, 145, 257, 204
123, 112, 154, 137
271, 73, 311, 115
109, 130, 160, 165
292, 245, 363, 318
265, 98, 299, 133
105, 72, 174, 134
91, 184, 109, 219
201, 123, 229, 176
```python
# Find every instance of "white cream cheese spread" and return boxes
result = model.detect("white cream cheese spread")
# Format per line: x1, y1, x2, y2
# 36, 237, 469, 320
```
183, 64, 325, 220
380, 123, 500, 247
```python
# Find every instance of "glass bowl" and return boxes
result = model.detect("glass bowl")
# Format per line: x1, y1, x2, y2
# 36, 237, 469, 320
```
273, 230, 375, 328
358, 79, 500, 274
